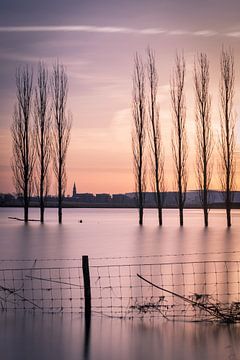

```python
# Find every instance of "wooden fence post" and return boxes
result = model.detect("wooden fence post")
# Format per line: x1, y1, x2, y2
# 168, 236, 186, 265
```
82, 255, 91, 319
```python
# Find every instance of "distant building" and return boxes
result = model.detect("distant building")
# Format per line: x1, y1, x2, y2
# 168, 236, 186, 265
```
73, 182, 77, 197
112, 194, 127, 204
72, 183, 95, 202
77, 193, 95, 202
95, 193, 111, 203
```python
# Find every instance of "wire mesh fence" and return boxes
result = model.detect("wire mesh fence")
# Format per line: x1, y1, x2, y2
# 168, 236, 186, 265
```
0, 260, 84, 313
0, 255, 240, 322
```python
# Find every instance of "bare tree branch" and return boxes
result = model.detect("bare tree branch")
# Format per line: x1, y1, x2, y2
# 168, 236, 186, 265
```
170, 53, 188, 226
194, 53, 213, 227
132, 53, 147, 225
51, 62, 72, 224
219, 48, 236, 227
11, 65, 35, 222
34, 61, 52, 223
147, 48, 165, 226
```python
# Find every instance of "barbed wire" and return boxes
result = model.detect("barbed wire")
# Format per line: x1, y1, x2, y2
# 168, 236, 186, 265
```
0, 250, 239, 263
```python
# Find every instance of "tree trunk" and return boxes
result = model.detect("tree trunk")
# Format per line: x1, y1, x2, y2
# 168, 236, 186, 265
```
24, 201, 29, 223
226, 208, 231, 227
138, 189, 143, 225
204, 207, 208, 227
226, 192, 231, 227
179, 206, 183, 227
58, 178, 62, 224
24, 180, 29, 223
158, 205, 163, 226
40, 171, 44, 223
58, 198, 62, 224
139, 206, 143, 226
40, 197, 44, 223
203, 189, 208, 227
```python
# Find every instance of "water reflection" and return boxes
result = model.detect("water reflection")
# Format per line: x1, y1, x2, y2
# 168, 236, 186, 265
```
1, 312, 240, 360
83, 314, 91, 359
1, 208, 240, 359
1, 208, 240, 261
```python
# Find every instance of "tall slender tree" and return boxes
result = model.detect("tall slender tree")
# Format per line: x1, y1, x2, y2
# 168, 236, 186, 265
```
34, 62, 52, 223
132, 53, 146, 225
11, 65, 34, 222
194, 53, 213, 227
170, 53, 188, 226
219, 48, 236, 227
147, 48, 165, 226
51, 62, 71, 224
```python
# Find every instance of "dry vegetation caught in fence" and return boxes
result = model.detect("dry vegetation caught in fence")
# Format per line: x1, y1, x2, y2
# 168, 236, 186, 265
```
0, 255, 239, 323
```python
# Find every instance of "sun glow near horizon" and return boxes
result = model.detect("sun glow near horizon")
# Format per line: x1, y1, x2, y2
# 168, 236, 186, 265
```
0, 1, 240, 195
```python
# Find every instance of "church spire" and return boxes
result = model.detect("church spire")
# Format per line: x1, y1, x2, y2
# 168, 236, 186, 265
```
73, 182, 77, 197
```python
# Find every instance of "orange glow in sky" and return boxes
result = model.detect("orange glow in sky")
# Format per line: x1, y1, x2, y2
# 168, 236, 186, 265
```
0, 1, 240, 195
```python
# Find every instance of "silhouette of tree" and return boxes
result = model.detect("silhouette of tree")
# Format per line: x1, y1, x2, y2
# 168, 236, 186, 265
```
147, 48, 165, 226
219, 48, 236, 227
132, 53, 146, 225
34, 62, 52, 223
51, 62, 71, 224
194, 53, 213, 227
11, 65, 35, 222
170, 53, 188, 226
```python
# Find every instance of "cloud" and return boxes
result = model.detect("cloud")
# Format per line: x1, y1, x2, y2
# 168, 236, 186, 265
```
168, 30, 189, 36
0, 25, 157, 34
226, 32, 240, 38
0, 25, 226, 38
193, 30, 217, 37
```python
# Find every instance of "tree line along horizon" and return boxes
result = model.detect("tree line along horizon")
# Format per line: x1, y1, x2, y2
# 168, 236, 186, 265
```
11, 48, 239, 227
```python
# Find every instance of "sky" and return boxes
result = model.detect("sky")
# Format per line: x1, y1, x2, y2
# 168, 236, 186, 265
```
0, 0, 240, 195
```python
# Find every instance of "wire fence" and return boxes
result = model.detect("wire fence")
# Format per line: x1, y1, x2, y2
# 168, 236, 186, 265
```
0, 255, 240, 322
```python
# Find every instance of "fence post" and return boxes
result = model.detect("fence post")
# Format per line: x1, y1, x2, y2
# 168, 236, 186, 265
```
82, 255, 91, 319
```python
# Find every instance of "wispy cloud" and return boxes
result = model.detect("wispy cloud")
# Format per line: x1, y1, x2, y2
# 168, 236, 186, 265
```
193, 30, 217, 37
226, 31, 240, 38
0, 25, 230, 37
0, 25, 162, 34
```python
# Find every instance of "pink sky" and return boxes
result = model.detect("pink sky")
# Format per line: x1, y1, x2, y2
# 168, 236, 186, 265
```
0, 1, 240, 195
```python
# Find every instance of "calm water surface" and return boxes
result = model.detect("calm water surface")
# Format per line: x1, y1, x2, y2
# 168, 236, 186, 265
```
0, 208, 240, 360
1, 207, 240, 259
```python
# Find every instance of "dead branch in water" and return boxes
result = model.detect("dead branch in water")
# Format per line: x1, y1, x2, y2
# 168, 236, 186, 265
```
0, 284, 42, 310
8, 216, 40, 222
137, 273, 240, 323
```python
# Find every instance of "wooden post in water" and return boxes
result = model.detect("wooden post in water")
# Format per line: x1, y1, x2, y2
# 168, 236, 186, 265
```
82, 255, 91, 319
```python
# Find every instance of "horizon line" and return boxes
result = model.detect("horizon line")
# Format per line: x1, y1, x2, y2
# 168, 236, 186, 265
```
1, 189, 240, 196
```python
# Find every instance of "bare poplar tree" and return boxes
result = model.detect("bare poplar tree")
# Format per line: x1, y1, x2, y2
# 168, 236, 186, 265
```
34, 62, 52, 223
170, 53, 188, 226
194, 53, 213, 227
11, 65, 34, 222
51, 62, 71, 224
219, 48, 236, 227
132, 53, 146, 225
147, 48, 165, 226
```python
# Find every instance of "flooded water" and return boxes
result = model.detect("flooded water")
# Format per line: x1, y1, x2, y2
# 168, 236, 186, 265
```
0, 208, 240, 360
1, 207, 240, 260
